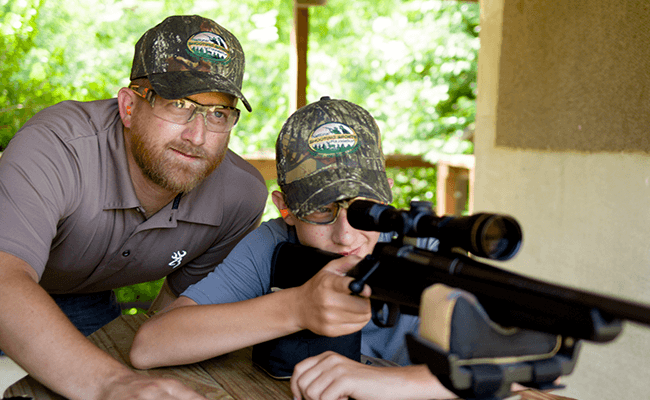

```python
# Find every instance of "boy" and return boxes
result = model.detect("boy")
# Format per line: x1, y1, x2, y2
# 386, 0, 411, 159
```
130, 96, 456, 399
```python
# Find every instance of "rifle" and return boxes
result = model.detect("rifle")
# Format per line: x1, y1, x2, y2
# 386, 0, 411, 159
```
270, 200, 650, 400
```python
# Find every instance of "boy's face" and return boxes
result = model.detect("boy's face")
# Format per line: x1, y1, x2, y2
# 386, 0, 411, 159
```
271, 191, 381, 257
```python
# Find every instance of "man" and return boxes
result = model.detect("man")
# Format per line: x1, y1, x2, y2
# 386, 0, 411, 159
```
0, 15, 266, 400
129, 97, 457, 399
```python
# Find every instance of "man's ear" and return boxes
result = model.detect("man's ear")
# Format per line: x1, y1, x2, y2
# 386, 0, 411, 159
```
117, 87, 136, 128
271, 190, 296, 226
388, 177, 394, 189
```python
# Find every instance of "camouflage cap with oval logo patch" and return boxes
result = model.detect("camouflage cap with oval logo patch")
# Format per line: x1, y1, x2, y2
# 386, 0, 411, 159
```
130, 15, 251, 112
276, 96, 392, 217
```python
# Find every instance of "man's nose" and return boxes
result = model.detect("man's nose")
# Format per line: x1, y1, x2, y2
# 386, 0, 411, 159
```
181, 114, 207, 146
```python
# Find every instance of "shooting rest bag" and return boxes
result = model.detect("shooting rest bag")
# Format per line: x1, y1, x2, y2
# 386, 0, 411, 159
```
420, 283, 561, 363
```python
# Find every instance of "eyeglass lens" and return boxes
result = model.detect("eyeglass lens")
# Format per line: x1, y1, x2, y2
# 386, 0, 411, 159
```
154, 98, 239, 133
302, 202, 343, 224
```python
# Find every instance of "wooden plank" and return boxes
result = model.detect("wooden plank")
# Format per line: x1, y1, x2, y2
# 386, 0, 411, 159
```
200, 347, 292, 400
3, 315, 236, 400
4, 376, 66, 400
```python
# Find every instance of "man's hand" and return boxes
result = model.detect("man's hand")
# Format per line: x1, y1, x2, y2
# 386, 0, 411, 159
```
294, 256, 372, 337
290, 351, 457, 400
99, 372, 207, 400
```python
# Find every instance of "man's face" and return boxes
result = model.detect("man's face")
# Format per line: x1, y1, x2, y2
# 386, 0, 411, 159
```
292, 207, 381, 257
127, 91, 236, 193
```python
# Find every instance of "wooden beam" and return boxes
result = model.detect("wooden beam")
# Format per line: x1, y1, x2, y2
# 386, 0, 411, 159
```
290, 3, 310, 112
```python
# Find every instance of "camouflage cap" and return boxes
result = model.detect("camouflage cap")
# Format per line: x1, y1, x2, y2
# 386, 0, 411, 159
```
130, 15, 252, 112
276, 96, 392, 218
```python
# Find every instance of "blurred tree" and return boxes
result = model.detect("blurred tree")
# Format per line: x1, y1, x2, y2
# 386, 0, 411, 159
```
308, 0, 479, 161
1, 0, 43, 148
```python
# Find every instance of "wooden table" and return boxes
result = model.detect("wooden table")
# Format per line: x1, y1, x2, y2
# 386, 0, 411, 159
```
3, 314, 293, 399
3, 314, 577, 400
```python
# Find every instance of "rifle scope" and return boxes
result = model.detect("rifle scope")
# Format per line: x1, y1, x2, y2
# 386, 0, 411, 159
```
347, 200, 522, 261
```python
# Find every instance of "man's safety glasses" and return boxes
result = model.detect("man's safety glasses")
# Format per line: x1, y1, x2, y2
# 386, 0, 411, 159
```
129, 85, 240, 133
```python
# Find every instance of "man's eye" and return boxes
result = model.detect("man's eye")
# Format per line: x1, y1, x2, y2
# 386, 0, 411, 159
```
210, 110, 226, 119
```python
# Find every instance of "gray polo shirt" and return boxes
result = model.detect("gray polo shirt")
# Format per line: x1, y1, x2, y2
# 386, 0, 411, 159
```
0, 99, 267, 295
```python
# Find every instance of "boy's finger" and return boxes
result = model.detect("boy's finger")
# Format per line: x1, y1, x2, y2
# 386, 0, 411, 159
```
320, 256, 373, 297
320, 255, 362, 276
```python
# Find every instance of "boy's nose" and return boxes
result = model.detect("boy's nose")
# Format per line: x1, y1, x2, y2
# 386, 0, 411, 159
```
331, 208, 355, 245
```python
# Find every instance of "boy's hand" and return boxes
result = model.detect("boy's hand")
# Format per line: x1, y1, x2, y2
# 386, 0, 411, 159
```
291, 351, 456, 400
295, 255, 372, 337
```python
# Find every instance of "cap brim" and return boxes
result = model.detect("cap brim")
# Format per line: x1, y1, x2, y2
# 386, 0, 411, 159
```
282, 167, 392, 218
148, 70, 252, 112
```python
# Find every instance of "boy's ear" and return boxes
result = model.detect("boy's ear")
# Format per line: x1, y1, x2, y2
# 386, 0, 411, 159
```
271, 190, 296, 226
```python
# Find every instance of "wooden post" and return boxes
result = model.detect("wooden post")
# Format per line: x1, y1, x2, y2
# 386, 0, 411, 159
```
291, 1, 327, 113
435, 154, 475, 216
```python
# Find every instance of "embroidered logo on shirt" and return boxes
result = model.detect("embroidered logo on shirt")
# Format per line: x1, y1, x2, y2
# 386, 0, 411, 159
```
169, 250, 187, 269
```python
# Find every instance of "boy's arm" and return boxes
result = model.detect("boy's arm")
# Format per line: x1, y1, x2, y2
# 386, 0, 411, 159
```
290, 351, 458, 400
130, 256, 372, 369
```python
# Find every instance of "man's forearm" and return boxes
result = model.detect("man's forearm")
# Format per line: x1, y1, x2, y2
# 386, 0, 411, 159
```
0, 253, 134, 400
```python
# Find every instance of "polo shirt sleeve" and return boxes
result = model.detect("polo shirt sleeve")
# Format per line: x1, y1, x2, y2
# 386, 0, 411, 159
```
181, 218, 288, 305
0, 120, 80, 276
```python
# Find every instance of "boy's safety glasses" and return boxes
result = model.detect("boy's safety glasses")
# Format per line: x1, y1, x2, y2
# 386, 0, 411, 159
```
297, 197, 381, 225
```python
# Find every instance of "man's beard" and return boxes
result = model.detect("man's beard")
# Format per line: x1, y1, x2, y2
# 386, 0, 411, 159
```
130, 129, 229, 193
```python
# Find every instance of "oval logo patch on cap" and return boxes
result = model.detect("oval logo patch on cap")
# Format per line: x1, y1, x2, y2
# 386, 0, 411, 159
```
187, 32, 230, 63
308, 123, 359, 156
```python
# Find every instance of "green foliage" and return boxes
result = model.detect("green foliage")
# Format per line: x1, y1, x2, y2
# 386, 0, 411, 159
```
1, 0, 42, 148
114, 277, 164, 315
307, 0, 479, 160
1, 0, 478, 156
387, 166, 437, 210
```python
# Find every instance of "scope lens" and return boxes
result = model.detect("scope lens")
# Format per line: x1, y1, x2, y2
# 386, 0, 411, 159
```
481, 217, 509, 257
477, 215, 522, 260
